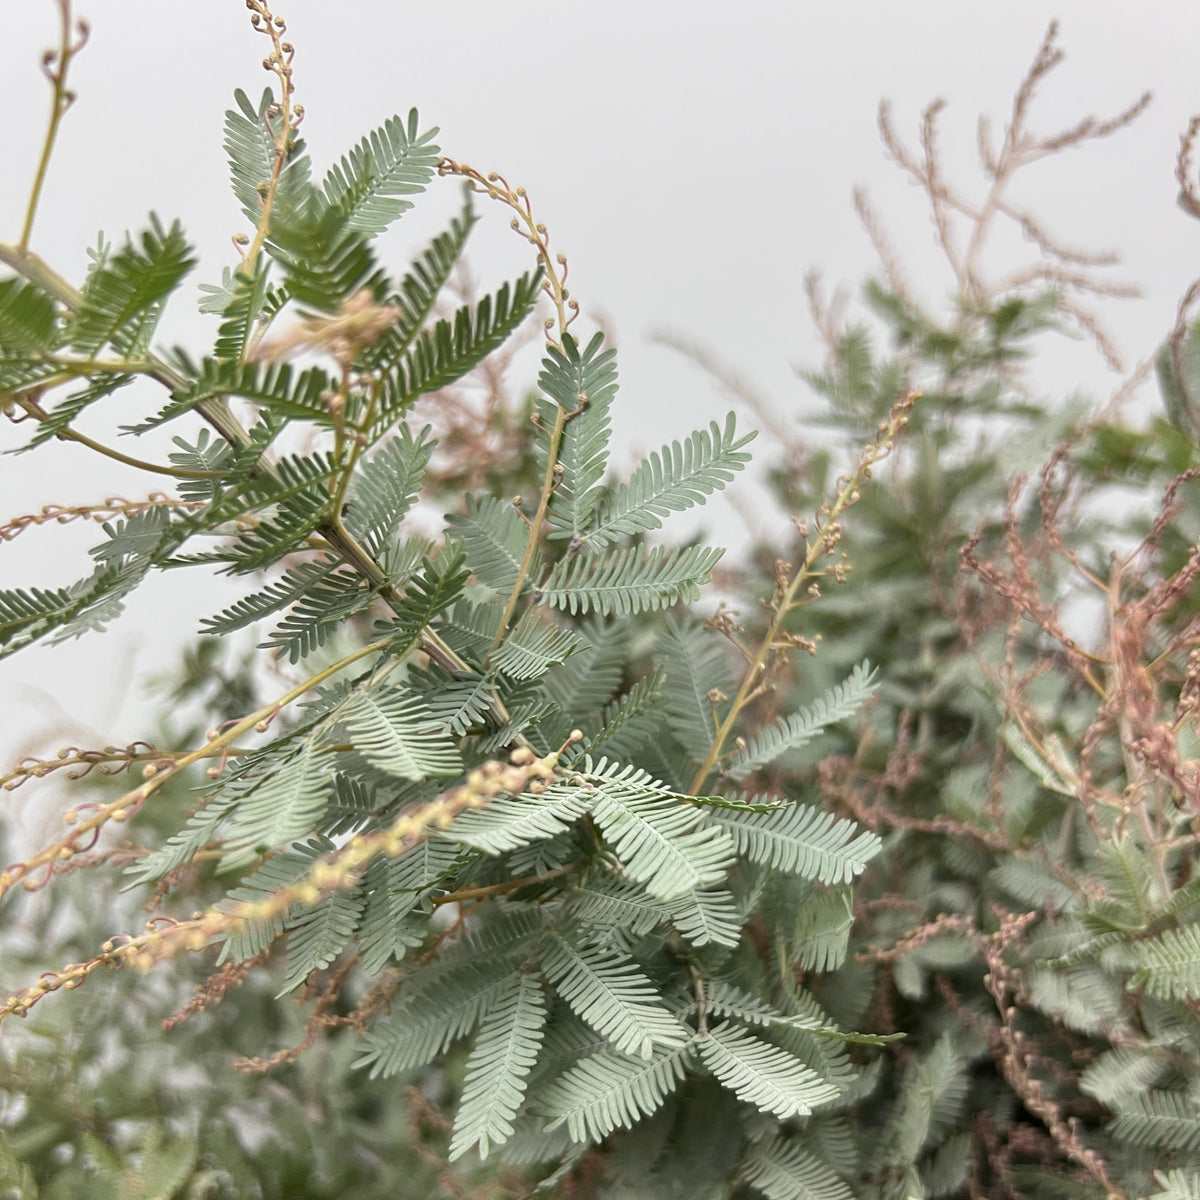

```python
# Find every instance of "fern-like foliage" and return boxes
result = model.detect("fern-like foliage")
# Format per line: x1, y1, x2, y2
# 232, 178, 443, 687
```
449, 973, 548, 1160
538, 331, 619, 542
579, 759, 735, 899
726, 662, 879, 779
70, 215, 195, 356
1152, 1169, 1200, 1200
538, 543, 724, 617
1108, 1090, 1200, 1154
369, 273, 541, 440
0, 276, 58, 358
713, 802, 881, 885
321, 108, 441, 237
538, 1042, 693, 1142
339, 684, 462, 780
490, 609, 585, 681
0, 49, 896, 1200
344, 425, 432, 556
447, 493, 538, 595
740, 1136, 855, 1200
1128, 924, 1200, 1001
698, 1023, 841, 1119
543, 931, 688, 1059
582, 413, 756, 549
224, 87, 311, 225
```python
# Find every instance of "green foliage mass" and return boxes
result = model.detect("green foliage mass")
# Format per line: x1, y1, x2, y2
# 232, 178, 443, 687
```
5, 12, 1200, 1200
0, 10, 886, 1198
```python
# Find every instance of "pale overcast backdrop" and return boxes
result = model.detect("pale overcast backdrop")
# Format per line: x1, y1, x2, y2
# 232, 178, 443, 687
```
3, 2, 1200, 792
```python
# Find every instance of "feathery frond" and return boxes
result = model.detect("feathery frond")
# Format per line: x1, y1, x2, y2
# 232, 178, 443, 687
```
1108, 1090, 1200, 1153
70, 215, 194, 355
576, 667, 666, 761
740, 1136, 855, 1200
698, 1024, 839, 1119
369, 273, 541, 438
137, 358, 337, 430
792, 887, 854, 972
490, 609, 585, 681
660, 614, 736, 766
727, 663, 879, 779
713, 803, 880, 885
355, 958, 515, 1079
359, 197, 476, 371
219, 739, 335, 868
580, 759, 735, 899
446, 787, 591, 854
543, 932, 687, 1059
1151, 1170, 1200, 1200
538, 331, 619, 541
409, 665, 497, 736
0, 276, 59, 354
538, 1042, 693, 1143
321, 109, 440, 237
539, 543, 724, 618
1128, 924, 1200, 1001
281, 885, 366, 993
340, 684, 463, 780
224, 87, 311, 225
583, 413, 756, 549
567, 880, 673, 938
667, 888, 743, 948
540, 618, 630, 714
449, 973, 548, 1160
447, 493, 537, 595
344, 425, 433, 556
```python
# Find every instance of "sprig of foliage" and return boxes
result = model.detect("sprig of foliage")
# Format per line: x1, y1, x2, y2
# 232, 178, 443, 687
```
0, 6, 888, 1198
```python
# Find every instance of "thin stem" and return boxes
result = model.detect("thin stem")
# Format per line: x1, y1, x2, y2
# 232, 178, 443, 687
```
20, 1, 87, 252
430, 861, 580, 907
10, 395, 222, 479
690, 962, 709, 1036
238, 2, 300, 278
436, 160, 578, 658
688, 397, 913, 794
0, 634, 398, 903
488, 403, 567, 656
0, 241, 256, 455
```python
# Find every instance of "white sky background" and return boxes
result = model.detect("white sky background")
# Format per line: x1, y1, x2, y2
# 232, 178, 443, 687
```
3, 0, 1200, 797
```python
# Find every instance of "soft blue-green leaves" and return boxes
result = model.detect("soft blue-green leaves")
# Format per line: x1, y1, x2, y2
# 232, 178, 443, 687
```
660, 615, 736, 766
71, 215, 195, 356
321, 108, 440, 237
219, 740, 334, 869
581, 413, 756, 549
740, 1136, 855, 1200
538, 331, 619, 541
0, 275, 58, 356
449, 973, 548, 1161
713, 802, 880, 886
1152, 1169, 1200, 1200
539, 543, 724, 618
344, 425, 433, 557
578, 759, 735, 899
490, 609, 586, 680
539, 1042, 693, 1142
448, 493, 537, 595
447, 787, 592, 854
224, 87, 311, 225
1127, 924, 1200, 1001
726, 662, 879, 779
340, 683, 462, 780
698, 1023, 840, 1119
543, 932, 688, 1059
